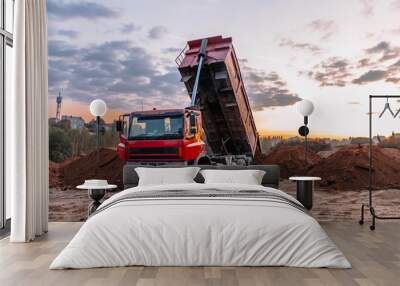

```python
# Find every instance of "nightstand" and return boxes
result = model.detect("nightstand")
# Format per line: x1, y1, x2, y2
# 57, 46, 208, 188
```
77, 180, 117, 216
289, 177, 321, 210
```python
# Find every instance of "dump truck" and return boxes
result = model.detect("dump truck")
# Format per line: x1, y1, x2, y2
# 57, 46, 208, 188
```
116, 35, 260, 165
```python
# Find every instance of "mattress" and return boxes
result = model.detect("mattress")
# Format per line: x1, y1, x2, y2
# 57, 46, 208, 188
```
50, 183, 350, 269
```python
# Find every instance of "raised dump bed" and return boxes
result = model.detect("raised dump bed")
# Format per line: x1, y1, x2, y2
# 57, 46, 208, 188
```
177, 36, 260, 158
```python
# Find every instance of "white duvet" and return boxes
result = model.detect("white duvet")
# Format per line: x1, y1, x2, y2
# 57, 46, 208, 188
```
50, 183, 350, 269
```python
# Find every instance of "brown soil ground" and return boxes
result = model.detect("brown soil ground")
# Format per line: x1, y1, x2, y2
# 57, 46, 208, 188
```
48, 180, 400, 222
50, 148, 124, 189
255, 145, 322, 179
309, 145, 400, 190
49, 161, 62, 188
381, 147, 400, 161
49, 188, 115, 222
256, 144, 400, 191
317, 149, 338, 158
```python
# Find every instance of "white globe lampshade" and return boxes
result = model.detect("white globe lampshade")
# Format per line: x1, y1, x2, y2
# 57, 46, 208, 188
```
297, 99, 314, 116
90, 99, 107, 117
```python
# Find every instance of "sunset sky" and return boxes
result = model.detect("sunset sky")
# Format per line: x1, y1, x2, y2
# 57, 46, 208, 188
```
47, 0, 400, 137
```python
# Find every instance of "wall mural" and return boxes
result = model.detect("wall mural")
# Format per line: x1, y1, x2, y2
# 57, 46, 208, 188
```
47, 0, 400, 222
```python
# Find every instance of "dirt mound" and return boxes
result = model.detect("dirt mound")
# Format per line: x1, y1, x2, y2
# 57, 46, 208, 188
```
51, 148, 124, 189
309, 145, 400, 190
318, 148, 338, 158
49, 161, 62, 188
380, 147, 400, 161
256, 145, 322, 178
62, 148, 124, 189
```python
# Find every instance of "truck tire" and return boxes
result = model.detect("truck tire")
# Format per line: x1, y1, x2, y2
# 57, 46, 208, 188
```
196, 156, 212, 165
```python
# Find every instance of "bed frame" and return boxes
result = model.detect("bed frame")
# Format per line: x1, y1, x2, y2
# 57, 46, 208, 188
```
123, 165, 280, 189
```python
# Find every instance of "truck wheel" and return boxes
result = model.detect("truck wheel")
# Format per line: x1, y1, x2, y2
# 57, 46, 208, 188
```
196, 156, 212, 165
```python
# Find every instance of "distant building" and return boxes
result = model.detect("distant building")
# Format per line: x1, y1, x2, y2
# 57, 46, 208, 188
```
287, 136, 302, 143
86, 118, 106, 134
391, 132, 400, 140
266, 136, 283, 147
62, 115, 85, 130
331, 138, 351, 147
372, 135, 385, 145
350, 137, 369, 145
104, 123, 115, 132
259, 136, 284, 153
48, 117, 57, 125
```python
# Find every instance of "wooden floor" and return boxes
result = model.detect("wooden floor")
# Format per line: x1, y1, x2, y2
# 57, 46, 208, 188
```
0, 222, 399, 286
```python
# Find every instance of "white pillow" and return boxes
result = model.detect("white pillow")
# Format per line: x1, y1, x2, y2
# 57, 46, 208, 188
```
200, 169, 265, 185
136, 167, 200, 186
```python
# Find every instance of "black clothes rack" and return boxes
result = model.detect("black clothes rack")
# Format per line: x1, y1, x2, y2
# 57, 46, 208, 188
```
359, 95, 400, 230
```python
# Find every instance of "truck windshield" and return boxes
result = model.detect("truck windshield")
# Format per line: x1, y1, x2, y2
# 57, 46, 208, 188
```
129, 115, 184, 140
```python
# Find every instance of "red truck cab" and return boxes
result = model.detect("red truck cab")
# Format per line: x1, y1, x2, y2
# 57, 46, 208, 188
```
116, 108, 208, 165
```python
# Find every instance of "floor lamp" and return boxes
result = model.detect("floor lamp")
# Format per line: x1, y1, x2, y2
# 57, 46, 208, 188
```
90, 99, 107, 164
297, 100, 314, 165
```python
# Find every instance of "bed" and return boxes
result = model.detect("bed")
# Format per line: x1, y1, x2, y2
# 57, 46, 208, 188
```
50, 165, 350, 269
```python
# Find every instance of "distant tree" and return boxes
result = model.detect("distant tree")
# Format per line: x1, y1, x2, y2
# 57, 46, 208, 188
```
275, 139, 331, 152
259, 137, 273, 154
67, 128, 97, 156
48, 119, 71, 131
48, 117, 119, 160
49, 127, 72, 162
86, 118, 106, 134
102, 130, 120, 148
379, 140, 400, 149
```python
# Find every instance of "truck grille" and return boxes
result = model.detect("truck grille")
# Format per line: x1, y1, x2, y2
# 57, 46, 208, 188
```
128, 147, 179, 155
129, 155, 181, 160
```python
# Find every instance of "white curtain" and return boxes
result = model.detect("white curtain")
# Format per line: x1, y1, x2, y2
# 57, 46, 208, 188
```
8, 0, 49, 242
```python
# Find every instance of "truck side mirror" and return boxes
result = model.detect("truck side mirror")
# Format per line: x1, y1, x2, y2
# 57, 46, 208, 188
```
189, 113, 197, 135
116, 120, 123, 132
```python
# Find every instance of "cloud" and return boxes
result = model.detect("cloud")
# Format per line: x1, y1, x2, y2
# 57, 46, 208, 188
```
120, 23, 140, 33
48, 40, 79, 57
391, 59, 400, 67
391, 27, 400, 35
279, 38, 321, 54
47, 0, 117, 19
309, 19, 335, 32
162, 47, 182, 54
391, 0, 400, 9
387, 60, 400, 77
359, 0, 374, 15
57, 29, 79, 39
356, 42, 400, 83
357, 58, 374, 68
308, 19, 336, 40
148, 26, 168, 39
305, 57, 351, 87
240, 63, 301, 111
352, 70, 388, 84
386, 77, 400, 83
365, 32, 375, 39
302, 41, 400, 87
366, 41, 390, 54
365, 41, 400, 62
48, 39, 188, 111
